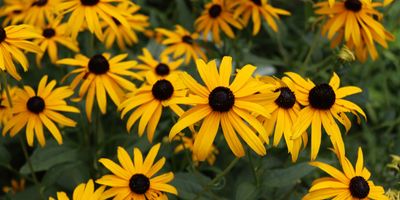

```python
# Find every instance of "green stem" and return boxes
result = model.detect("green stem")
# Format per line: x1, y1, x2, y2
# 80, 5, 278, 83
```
194, 157, 240, 200
178, 134, 196, 172
302, 31, 321, 70
247, 148, 259, 187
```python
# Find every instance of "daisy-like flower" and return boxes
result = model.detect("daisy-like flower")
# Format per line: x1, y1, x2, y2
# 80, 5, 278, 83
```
195, 0, 243, 44
156, 25, 207, 64
103, 2, 149, 50
0, 0, 27, 26
287, 72, 366, 160
34, 18, 79, 64
57, 53, 141, 121
96, 144, 178, 200
303, 147, 388, 200
0, 24, 42, 80
135, 48, 184, 78
232, 0, 290, 35
59, 0, 131, 41
2, 75, 79, 147
257, 76, 308, 162
119, 73, 187, 142
49, 179, 106, 200
0, 87, 16, 125
24, 0, 61, 27
315, 0, 395, 61
168, 56, 278, 160
173, 133, 219, 165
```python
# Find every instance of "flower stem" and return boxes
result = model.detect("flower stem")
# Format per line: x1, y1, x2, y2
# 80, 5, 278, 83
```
247, 148, 259, 187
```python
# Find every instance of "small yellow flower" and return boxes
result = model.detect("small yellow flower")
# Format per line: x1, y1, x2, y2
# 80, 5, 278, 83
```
49, 179, 106, 200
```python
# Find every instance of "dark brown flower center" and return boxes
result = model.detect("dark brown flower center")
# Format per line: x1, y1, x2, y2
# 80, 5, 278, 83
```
152, 80, 174, 101
129, 174, 150, 194
80, 0, 99, 6
251, 0, 262, 6
209, 87, 235, 112
308, 83, 336, 110
42, 28, 56, 38
32, 0, 48, 6
208, 4, 222, 18
344, 0, 362, 12
0, 28, 6, 43
27, 96, 45, 113
274, 87, 296, 109
155, 63, 170, 76
182, 35, 193, 44
349, 176, 370, 198
88, 54, 109, 75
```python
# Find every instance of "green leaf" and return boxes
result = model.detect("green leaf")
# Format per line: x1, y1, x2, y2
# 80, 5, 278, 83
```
171, 172, 211, 200
175, 0, 195, 31
235, 182, 257, 200
262, 162, 314, 187
0, 144, 11, 165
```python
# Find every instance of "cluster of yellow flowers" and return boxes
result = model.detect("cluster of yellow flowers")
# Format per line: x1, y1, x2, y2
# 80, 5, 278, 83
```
0, 0, 395, 199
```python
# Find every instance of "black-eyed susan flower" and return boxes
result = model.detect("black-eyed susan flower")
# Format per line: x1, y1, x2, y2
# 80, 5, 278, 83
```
0, 0, 27, 26
24, 0, 60, 27
49, 179, 106, 200
257, 76, 308, 162
195, 0, 243, 44
119, 73, 186, 142
0, 24, 42, 80
303, 147, 388, 200
287, 72, 366, 160
168, 56, 278, 160
0, 87, 16, 125
315, 0, 394, 61
156, 25, 207, 64
96, 144, 178, 199
57, 53, 141, 121
2, 75, 79, 147
34, 18, 79, 64
232, 0, 290, 35
59, 0, 131, 40
173, 133, 219, 165
135, 48, 184, 78
103, 2, 149, 50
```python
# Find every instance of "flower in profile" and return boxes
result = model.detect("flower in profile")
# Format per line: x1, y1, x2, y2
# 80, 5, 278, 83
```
173, 133, 219, 165
34, 18, 79, 64
0, 24, 42, 80
168, 56, 278, 160
195, 0, 243, 44
103, 2, 149, 50
156, 25, 207, 64
2, 179, 25, 194
96, 144, 178, 199
287, 72, 366, 160
49, 179, 106, 200
315, 0, 395, 61
58, 0, 131, 40
2, 75, 79, 147
119, 73, 187, 142
0, 0, 27, 26
135, 48, 184, 78
303, 147, 388, 200
24, 0, 61, 26
57, 53, 141, 121
233, 0, 290, 35
257, 76, 308, 162
0, 87, 16, 125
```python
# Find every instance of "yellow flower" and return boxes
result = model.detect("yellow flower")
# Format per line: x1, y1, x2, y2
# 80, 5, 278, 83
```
195, 0, 243, 44
0, 0, 27, 26
0, 24, 42, 80
103, 2, 149, 50
257, 76, 308, 162
49, 179, 106, 200
233, 0, 290, 35
34, 18, 80, 64
303, 147, 388, 200
58, 0, 131, 40
135, 48, 184, 78
287, 72, 366, 160
57, 53, 141, 121
168, 56, 278, 160
156, 25, 207, 64
96, 144, 178, 199
2, 179, 25, 194
2, 75, 79, 147
119, 73, 187, 142
315, 0, 394, 61
173, 133, 219, 165
0, 86, 16, 125
23, 0, 61, 27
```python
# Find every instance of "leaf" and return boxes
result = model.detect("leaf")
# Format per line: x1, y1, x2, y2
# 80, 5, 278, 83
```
262, 162, 314, 187
41, 162, 84, 186
171, 172, 211, 200
0, 144, 11, 165
235, 182, 257, 200
175, 0, 195, 31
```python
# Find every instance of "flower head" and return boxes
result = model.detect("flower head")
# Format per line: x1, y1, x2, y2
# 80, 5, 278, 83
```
49, 179, 106, 200
0, 0, 27, 26
24, 0, 61, 27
